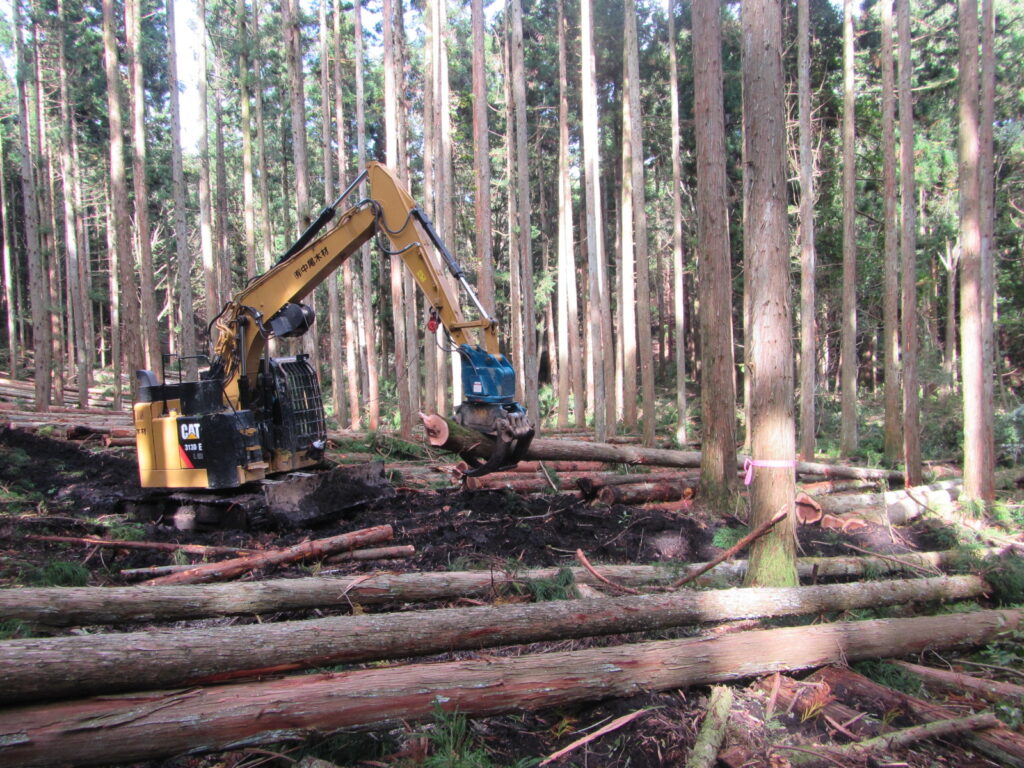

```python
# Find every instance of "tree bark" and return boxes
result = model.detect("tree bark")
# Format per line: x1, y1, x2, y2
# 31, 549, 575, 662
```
0, 609, 1017, 767
797, 0, 817, 462
839, 0, 858, 456
893, 660, 1024, 704
471, 0, 493, 315
197, 0, 217, 322
597, 481, 693, 506
959, 0, 993, 503
741, 0, 797, 586
668, 0, 687, 446
2, 553, 991, 627
693, 0, 737, 504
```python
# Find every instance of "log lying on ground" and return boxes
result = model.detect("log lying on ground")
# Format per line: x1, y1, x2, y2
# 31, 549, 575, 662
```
799, 479, 879, 495
21, 535, 256, 557
421, 414, 903, 483
2, 548, 1002, 626
144, 525, 393, 585
463, 473, 587, 493
0, 575, 986, 703
892, 660, 1024, 704
809, 665, 1024, 767
597, 481, 694, 505
817, 480, 963, 524
0, 609, 1018, 768
577, 471, 699, 497
686, 686, 734, 768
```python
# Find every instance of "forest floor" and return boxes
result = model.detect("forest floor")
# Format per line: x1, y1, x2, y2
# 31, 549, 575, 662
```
1, 419, 1023, 768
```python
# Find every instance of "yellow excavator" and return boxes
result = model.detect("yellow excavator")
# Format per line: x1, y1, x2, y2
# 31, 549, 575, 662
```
133, 162, 532, 490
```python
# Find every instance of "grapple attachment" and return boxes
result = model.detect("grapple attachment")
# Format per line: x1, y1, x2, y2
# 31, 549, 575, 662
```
454, 402, 535, 478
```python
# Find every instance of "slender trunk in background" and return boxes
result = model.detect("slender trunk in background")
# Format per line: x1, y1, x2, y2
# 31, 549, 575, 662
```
105, 196, 120, 404
127, 0, 159, 372
839, 0, 858, 456
382, 0, 411, 438
334, 0, 360, 430
943, 241, 958, 387
503, 29, 524, 407
958, 0, 993, 503
669, 0, 687, 446
254, 0, 273, 271
980, 0, 996, 460
437, 0, 455, 412
897, 0, 921, 485
742, 0, 797, 587
354, 0, 379, 430
57, 0, 90, 404
624, 0, 654, 446
239, 0, 256, 279
693, 0, 737, 505
166, 0, 197, 380
580, 0, 609, 440
197, 0, 217, 324
556, 0, 582, 429
619, 16, 639, 431
320, 0, 345, 425
103, 0, 141, 404
423, 0, 438, 414
797, 0, 816, 461
214, 75, 231, 305
0, 135, 16, 379
471, 0, 494, 315
880, 0, 901, 464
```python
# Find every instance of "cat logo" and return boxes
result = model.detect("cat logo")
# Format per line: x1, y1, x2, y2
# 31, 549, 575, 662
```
180, 422, 202, 442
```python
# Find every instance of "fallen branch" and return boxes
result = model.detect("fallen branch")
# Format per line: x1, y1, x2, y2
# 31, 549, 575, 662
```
685, 686, 733, 768
3, 549, 1003, 626
144, 525, 393, 585
574, 549, 641, 594
20, 534, 256, 557
753, 675, 877, 738
540, 708, 652, 766
670, 508, 788, 589
0, 576, 987, 703
0, 609, 1018, 767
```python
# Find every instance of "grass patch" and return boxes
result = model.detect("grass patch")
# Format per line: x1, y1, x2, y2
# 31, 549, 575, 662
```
24, 560, 91, 587
419, 703, 538, 768
523, 567, 578, 601
0, 619, 30, 640
712, 525, 748, 550
853, 660, 923, 695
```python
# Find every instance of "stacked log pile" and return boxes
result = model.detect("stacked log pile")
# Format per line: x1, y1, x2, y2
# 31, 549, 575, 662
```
1, 545, 1021, 766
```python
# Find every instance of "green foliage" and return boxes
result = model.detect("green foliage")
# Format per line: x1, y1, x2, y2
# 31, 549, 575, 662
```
371, 432, 428, 461
0, 619, 30, 640
419, 703, 539, 768
712, 525, 748, 550
99, 517, 146, 541
981, 554, 1024, 606
524, 567, 578, 602
852, 660, 923, 696
996, 405, 1024, 465
25, 560, 90, 587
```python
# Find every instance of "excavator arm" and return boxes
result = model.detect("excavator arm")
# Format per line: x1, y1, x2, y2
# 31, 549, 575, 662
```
135, 163, 531, 490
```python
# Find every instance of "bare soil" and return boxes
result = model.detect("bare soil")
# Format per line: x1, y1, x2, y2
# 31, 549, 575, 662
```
0, 426, 1007, 768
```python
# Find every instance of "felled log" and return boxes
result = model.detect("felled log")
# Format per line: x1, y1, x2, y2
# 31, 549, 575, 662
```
686, 686, 733, 768
0, 575, 986, 703
466, 460, 606, 474
754, 674, 877, 738
794, 493, 823, 524
892, 660, 1024, 704
102, 436, 136, 447
3, 549, 1001, 626
576, 471, 699, 497
144, 525, 393, 585
809, 666, 1024, 767
0, 609, 1019, 768
818, 480, 962, 524
323, 544, 416, 564
463, 473, 588, 493
597, 481, 694, 505
421, 414, 904, 483
799, 479, 879, 495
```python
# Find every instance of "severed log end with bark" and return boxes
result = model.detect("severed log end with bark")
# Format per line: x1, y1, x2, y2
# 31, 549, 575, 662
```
794, 492, 823, 524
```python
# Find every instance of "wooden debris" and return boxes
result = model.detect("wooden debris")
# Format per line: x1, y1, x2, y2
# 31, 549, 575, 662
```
892, 660, 1024, 704
685, 686, 734, 768
323, 544, 416, 564
809, 666, 1024, 767
144, 525, 394, 585
20, 535, 256, 557
753, 675, 877, 738
794, 492, 823, 524
540, 708, 652, 766
0, 610, 1018, 767
0, 576, 988, 703
597, 480, 694, 505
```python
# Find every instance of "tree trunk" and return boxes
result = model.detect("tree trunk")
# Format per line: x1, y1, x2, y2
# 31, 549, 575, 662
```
238, 0, 256, 279
797, 0, 816, 462
839, 0, 858, 456
880, 0, 901, 464
0, 135, 16, 379
166, 0, 197, 380
1, 610, 1017, 768
254, 0, 274, 272
471, 0, 493, 315
668, 0, 687, 446
741, 0, 797, 586
103, 0, 141, 403
898, 0, 921, 485
197, 0, 217, 322
16, 1, 49, 409
126, 0, 159, 372
959, 0, 993, 503
693, 0, 737, 505
2, 552, 991, 627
